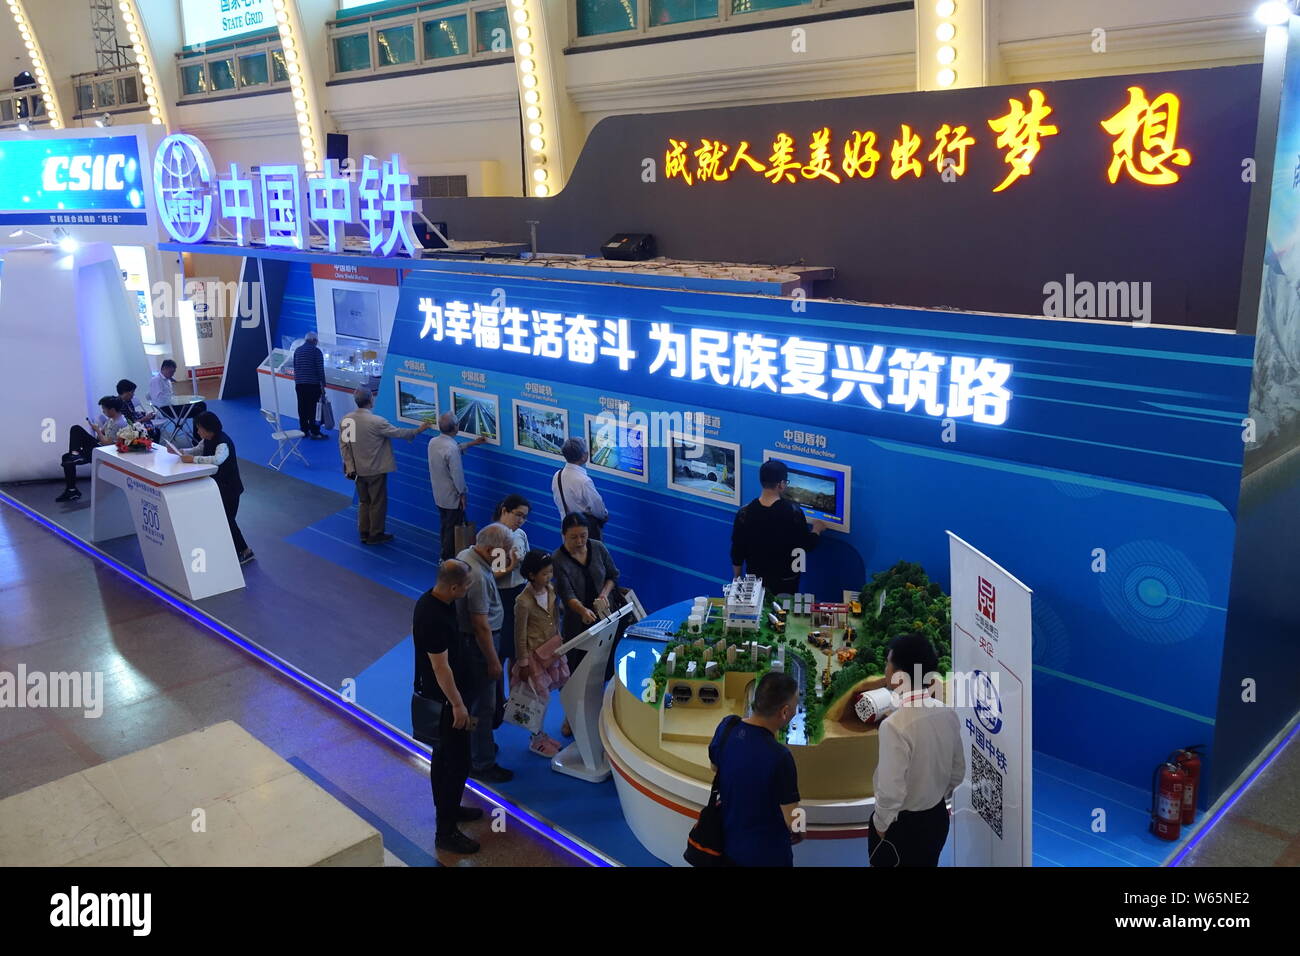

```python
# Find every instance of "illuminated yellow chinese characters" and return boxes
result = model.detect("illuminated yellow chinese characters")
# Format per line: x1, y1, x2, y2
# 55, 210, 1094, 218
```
695, 139, 731, 183
987, 89, 1059, 192
890, 124, 923, 180
929, 123, 976, 176
802, 127, 842, 183
666, 138, 694, 186
842, 130, 881, 179
766, 132, 802, 184
730, 140, 766, 175
1100, 87, 1192, 186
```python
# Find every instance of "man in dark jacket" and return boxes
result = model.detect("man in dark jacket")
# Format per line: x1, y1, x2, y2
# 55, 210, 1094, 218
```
293, 332, 328, 440
730, 459, 827, 594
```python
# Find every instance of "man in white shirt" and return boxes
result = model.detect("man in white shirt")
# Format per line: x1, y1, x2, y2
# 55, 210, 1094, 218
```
868, 633, 965, 867
551, 437, 608, 540
147, 359, 177, 409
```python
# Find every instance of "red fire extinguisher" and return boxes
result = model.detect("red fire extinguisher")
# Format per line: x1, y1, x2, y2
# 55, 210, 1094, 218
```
1151, 760, 1187, 841
1171, 746, 1204, 826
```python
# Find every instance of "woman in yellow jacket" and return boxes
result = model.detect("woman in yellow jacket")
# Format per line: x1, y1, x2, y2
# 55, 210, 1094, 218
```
513, 549, 571, 757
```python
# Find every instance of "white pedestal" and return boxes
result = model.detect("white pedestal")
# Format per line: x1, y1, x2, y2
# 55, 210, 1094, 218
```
90, 445, 245, 600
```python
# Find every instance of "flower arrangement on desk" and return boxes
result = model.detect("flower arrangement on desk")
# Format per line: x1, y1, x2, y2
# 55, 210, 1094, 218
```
114, 422, 153, 453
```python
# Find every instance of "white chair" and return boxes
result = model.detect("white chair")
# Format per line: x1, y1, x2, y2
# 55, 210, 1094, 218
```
262, 409, 308, 471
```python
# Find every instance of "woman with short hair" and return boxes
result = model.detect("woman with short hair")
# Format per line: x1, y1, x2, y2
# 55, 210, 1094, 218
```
179, 410, 253, 565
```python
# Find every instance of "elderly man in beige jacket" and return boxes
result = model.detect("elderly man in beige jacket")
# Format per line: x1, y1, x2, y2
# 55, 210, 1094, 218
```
339, 387, 431, 545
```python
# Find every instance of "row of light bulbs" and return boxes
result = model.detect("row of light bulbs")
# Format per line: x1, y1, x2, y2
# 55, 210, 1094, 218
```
511, 0, 550, 197
935, 0, 958, 88
272, 0, 320, 174
8, 0, 62, 129
119, 1, 164, 126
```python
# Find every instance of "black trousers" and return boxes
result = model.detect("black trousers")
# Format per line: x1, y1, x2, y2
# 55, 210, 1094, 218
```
439, 505, 464, 560
868, 800, 949, 867
61, 426, 98, 488
296, 383, 323, 436
220, 487, 249, 554
429, 697, 473, 836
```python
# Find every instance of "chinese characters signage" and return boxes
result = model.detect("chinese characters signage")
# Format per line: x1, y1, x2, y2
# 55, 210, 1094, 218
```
665, 87, 1192, 191
418, 296, 1014, 425
153, 133, 420, 257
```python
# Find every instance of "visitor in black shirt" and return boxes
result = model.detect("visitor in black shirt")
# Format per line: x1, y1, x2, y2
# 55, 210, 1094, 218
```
412, 558, 485, 855
709, 672, 802, 866
730, 459, 827, 594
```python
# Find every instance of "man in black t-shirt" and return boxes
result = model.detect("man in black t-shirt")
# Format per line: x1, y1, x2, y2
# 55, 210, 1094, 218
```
413, 558, 484, 854
730, 459, 828, 595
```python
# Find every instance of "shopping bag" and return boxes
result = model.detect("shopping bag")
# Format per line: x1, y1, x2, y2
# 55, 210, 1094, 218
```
454, 521, 478, 554
317, 393, 336, 430
502, 682, 547, 734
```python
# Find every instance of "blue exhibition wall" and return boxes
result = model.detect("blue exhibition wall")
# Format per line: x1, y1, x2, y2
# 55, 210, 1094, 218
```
371, 267, 1256, 795
1214, 15, 1300, 798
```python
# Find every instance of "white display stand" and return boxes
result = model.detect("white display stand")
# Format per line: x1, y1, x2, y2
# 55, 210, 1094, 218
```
947, 531, 1033, 867
90, 446, 245, 600
552, 602, 639, 783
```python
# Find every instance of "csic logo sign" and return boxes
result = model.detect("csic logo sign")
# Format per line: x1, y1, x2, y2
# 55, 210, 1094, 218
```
43, 153, 134, 193
0, 135, 146, 225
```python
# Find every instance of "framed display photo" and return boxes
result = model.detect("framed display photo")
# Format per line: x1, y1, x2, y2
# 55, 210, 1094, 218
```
585, 412, 649, 483
513, 399, 569, 461
666, 431, 741, 506
449, 386, 501, 445
394, 375, 439, 426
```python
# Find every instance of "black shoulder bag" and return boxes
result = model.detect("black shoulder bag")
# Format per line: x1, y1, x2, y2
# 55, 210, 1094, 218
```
684, 715, 741, 867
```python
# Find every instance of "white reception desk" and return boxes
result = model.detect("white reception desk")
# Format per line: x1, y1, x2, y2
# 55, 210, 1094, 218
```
90, 446, 245, 600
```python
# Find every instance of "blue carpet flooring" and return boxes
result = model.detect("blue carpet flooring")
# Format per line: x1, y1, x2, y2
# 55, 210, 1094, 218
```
204, 394, 1192, 866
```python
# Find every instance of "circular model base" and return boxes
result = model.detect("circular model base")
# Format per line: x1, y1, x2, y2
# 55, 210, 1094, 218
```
599, 685, 875, 866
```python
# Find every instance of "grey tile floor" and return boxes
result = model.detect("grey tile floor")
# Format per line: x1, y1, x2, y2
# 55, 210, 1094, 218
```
0, 501, 581, 868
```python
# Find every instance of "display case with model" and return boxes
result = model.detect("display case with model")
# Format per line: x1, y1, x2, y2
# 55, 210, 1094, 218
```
257, 336, 386, 416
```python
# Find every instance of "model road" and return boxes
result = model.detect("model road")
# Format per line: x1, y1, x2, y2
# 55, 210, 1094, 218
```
455, 398, 497, 438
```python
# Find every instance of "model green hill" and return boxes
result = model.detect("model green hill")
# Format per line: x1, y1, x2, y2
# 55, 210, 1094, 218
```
648, 560, 953, 745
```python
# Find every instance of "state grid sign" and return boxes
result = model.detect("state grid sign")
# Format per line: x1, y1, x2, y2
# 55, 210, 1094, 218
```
948, 531, 1032, 867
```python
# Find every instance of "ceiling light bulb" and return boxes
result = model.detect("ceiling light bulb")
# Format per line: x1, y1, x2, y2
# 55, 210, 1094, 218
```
1256, 1, 1291, 25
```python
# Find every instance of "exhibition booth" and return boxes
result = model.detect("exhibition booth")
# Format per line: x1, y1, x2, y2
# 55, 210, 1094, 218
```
3, 47, 1299, 867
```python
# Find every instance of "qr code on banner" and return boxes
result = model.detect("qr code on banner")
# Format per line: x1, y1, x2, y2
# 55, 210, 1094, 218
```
971, 745, 1004, 840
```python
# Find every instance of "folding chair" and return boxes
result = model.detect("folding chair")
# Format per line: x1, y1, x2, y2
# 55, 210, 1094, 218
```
262, 409, 308, 471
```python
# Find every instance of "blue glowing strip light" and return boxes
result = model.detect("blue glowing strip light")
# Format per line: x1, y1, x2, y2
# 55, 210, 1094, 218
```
1166, 718, 1300, 867
0, 490, 616, 868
